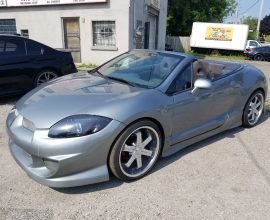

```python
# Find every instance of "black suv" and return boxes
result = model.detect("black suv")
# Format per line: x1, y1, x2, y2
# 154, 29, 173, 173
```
0, 35, 77, 97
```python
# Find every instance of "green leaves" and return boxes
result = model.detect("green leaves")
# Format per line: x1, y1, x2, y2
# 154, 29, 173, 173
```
241, 16, 258, 40
167, 0, 237, 36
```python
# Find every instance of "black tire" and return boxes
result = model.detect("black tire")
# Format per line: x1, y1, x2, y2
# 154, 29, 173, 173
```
243, 90, 265, 128
34, 70, 58, 87
109, 120, 162, 181
254, 54, 265, 61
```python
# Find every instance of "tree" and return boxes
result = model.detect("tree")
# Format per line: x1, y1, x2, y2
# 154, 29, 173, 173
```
240, 16, 258, 40
260, 15, 270, 36
167, 0, 237, 36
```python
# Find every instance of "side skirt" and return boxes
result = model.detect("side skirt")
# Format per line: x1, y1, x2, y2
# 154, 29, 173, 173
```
161, 111, 242, 157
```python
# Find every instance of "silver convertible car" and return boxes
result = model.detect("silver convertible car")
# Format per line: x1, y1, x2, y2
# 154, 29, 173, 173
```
6, 50, 268, 188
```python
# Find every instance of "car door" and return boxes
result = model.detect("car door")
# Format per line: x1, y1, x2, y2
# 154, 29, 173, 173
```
169, 62, 238, 145
0, 37, 28, 96
262, 47, 270, 60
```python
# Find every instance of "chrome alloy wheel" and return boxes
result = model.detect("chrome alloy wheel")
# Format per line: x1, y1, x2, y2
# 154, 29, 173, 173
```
119, 126, 160, 178
247, 93, 264, 126
36, 71, 58, 86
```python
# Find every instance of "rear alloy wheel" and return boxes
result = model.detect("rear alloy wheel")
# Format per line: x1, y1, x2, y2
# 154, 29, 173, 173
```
243, 91, 264, 128
109, 121, 162, 181
34, 70, 58, 87
254, 54, 265, 61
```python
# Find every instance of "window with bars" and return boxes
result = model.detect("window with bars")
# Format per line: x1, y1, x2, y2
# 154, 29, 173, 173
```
92, 21, 116, 48
0, 19, 17, 35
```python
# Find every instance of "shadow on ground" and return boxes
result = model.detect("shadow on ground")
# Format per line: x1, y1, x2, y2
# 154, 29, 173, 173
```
0, 95, 21, 106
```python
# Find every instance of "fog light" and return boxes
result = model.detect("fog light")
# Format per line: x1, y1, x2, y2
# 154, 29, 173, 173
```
43, 159, 58, 173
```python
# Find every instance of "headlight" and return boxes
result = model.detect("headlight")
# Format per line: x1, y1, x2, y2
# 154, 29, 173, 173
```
48, 115, 112, 138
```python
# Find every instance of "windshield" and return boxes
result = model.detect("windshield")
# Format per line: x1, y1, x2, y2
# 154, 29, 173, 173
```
96, 51, 184, 88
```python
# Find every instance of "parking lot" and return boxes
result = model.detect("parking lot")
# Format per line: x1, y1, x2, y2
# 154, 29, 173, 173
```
0, 61, 270, 220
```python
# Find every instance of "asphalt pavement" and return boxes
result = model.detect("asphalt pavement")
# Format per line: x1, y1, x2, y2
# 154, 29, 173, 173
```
0, 61, 270, 220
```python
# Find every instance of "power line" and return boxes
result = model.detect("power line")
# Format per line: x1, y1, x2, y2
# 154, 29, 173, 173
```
240, 0, 260, 15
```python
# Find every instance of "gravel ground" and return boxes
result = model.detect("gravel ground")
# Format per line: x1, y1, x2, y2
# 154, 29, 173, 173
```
0, 62, 270, 220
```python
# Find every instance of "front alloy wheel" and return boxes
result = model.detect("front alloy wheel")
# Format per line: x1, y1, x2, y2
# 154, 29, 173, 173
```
243, 91, 264, 128
109, 121, 161, 181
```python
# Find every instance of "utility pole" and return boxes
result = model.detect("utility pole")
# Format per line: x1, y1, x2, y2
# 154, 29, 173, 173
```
235, 0, 240, 24
256, 0, 264, 40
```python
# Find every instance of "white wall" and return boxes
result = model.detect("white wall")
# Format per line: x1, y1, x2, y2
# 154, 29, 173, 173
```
0, 0, 168, 64
0, 0, 130, 65
129, 0, 168, 50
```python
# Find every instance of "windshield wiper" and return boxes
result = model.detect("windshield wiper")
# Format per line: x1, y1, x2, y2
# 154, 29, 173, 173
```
88, 68, 104, 78
106, 76, 136, 87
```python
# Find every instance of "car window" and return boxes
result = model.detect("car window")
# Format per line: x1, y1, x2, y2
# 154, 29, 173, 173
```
111, 55, 139, 68
26, 40, 44, 56
0, 38, 26, 57
6, 42, 17, 52
250, 41, 258, 47
168, 64, 192, 94
98, 51, 184, 88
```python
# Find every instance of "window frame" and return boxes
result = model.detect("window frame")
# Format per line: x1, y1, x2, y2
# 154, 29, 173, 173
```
0, 19, 17, 35
91, 20, 118, 51
249, 41, 259, 47
25, 39, 44, 56
166, 62, 194, 96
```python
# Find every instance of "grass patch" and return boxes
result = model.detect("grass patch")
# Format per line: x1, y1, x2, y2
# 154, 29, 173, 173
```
76, 63, 97, 71
185, 51, 247, 61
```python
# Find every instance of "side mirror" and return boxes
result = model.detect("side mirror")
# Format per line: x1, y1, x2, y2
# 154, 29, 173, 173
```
192, 78, 212, 95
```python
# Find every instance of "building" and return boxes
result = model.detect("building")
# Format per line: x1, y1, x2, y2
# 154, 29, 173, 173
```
0, 0, 168, 64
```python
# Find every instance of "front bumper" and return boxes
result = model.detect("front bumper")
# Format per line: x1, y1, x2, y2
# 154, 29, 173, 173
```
6, 112, 125, 188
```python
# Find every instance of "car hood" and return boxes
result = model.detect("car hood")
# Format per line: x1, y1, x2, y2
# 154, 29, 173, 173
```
16, 72, 149, 128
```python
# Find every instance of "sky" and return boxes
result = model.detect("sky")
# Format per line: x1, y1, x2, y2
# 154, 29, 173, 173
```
225, 0, 270, 23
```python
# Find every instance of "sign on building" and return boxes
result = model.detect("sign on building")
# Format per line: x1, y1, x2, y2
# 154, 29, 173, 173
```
0, 0, 107, 7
